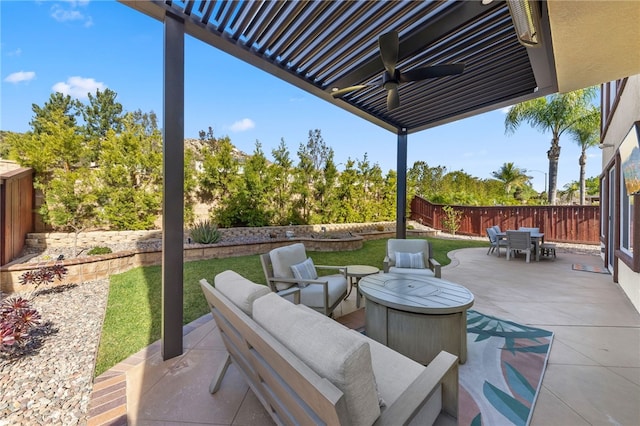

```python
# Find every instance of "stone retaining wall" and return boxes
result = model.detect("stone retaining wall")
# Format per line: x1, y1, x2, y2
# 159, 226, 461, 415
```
1, 234, 367, 294
22, 222, 396, 249
1, 222, 440, 294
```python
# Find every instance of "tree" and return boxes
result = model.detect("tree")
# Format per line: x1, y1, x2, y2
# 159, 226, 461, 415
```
291, 129, 333, 224
198, 129, 241, 209
314, 150, 341, 224
216, 141, 274, 227
8, 93, 86, 183
491, 162, 531, 196
335, 159, 358, 222
567, 106, 601, 204
407, 161, 446, 200
43, 168, 100, 256
81, 88, 124, 163
269, 139, 294, 225
183, 147, 198, 226
504, 87, 598, 204
559, 181, 580, 204
96, 111, 163, 229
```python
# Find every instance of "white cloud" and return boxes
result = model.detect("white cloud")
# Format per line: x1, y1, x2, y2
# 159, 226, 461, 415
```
500, 106, 512, 114
52, 76, 106, 100
50, 1, 93, 27
229, 118, 255, 132
4, 71, 36, 83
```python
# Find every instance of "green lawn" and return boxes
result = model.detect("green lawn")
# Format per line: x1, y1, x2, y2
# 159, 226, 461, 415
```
94, 236, 487, 376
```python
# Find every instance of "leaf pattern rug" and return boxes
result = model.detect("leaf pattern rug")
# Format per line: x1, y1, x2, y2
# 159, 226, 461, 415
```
460, 310, 554, 426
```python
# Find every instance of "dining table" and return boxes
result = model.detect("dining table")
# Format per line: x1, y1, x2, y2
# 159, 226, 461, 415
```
496, 230, 545, 261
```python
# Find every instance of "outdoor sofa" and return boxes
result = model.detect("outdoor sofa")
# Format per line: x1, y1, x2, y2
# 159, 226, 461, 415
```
200, 270, 458, 425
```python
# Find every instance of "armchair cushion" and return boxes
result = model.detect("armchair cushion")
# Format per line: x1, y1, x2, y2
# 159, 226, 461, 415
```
290, 257, 318, 287
254, 293, 380, 426
299, 275, 348, 308
213, 270, 271, 316
270, 243, 307, 291
388, 266, 435, 276
394, 251, 425, 269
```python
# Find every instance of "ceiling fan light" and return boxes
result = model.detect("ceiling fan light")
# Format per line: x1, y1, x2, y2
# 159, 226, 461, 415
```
507, 0, 541, 47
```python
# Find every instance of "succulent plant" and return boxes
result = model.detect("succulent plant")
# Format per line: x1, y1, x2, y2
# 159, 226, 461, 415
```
189, 220, 221, 244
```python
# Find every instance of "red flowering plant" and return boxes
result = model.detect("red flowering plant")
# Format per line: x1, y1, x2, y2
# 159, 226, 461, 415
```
0, 262, 67, 356
0, 297, 42, 349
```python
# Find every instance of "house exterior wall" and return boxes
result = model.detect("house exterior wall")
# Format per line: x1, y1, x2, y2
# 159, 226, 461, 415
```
600, 75, 640, 312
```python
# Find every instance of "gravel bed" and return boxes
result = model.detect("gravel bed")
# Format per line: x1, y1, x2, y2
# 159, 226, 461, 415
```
0, 279, 109, 425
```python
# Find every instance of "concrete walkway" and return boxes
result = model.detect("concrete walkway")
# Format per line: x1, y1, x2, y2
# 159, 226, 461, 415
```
87, 247, 640, 425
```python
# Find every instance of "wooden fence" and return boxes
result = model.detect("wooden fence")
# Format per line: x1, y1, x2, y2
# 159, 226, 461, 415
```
410, 196, 600, 244
0, 167, 35, 265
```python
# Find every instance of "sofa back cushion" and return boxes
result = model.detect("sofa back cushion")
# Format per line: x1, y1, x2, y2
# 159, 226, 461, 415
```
214, 270, 271, 316
253, 293, 381, 426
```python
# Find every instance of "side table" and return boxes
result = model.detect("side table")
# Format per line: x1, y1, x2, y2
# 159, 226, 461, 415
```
345, 265, 379, 308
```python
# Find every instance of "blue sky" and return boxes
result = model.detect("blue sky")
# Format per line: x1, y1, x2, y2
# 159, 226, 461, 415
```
1, 0, 602, 192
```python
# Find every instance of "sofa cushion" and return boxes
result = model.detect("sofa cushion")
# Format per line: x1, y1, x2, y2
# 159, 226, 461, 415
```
253, 293, 380, 426
395, 251, 425, 269
214, 270, 271, 316
290, 257, 318, 287
366, 335, 442, 425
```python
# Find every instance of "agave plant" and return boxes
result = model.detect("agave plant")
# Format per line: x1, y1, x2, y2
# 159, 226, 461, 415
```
189, 220, 221, 244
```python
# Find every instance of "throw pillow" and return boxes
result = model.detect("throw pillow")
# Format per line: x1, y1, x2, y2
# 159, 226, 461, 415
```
395, 251, 425, 269
290, 257, 318, 288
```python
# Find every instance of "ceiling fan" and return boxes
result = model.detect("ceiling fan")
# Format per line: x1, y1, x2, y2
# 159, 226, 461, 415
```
331, 30, 465, 111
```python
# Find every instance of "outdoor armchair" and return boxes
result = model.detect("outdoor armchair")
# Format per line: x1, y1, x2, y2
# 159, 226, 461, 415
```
383, 238, 441, 278
260, 243, 348, 316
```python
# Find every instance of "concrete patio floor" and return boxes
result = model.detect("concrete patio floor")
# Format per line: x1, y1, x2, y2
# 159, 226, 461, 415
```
88, 247, 640, 425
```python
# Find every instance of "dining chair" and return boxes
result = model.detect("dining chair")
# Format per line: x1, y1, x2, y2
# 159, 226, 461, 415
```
506, 230, 533, 263
486, 227, 507, 256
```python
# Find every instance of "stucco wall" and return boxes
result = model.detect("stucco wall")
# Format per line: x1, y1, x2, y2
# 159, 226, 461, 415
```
601, 75, 640, 313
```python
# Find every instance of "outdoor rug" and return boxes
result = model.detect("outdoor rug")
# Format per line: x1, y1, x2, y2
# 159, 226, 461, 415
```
572, 263, 610, 274
336, 309, 553, 426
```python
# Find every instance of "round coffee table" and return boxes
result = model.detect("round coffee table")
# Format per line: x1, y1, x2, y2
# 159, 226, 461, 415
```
359, 273, 474, 364
345, 265, 379, 308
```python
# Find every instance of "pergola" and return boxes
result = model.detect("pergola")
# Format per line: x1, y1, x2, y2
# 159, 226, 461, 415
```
118, 0, 640, 359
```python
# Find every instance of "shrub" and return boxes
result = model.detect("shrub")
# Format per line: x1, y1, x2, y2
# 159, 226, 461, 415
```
88, 246, 113, 255
442, 205, 463, 235
189, 220, 221, 244
376, 224, 385, 232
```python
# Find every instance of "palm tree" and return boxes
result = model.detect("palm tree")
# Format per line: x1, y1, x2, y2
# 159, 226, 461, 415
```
491, 162, 531, 197
567, 106, 601, 204
504, 87, 597, 205
559, 181, 580, 204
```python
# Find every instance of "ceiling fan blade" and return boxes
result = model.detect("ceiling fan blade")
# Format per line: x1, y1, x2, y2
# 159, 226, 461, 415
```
379, 30, 399, 76
387, 88, 400, 111
331, 85, 370, 98
399, 63, 465, 82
